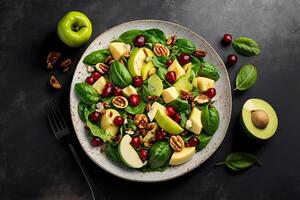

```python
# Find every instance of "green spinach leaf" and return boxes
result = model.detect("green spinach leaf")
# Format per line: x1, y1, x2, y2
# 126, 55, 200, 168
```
145, 29, 167, 41
142, 82, 153, 102
216, 152, 262, 171
199, 61, 220, 81
201, 104, 220, 135
125, 101, 146, 115
191, 56, 203, 76
232, 37, 261, 56
86, 120, 110, 142
75, 83, 99, 105
198, 133, 212, 150
175, 38, 196, 54
126, 119, 137, 131
108, 61, 132, 87
117, 30, 144, 45
235, 64, 257, 90
148, 142, 172, 169
105, 143, 122, 163
168, 98, 191, 112
83, 49, 110, 65
78, 102, 96, 122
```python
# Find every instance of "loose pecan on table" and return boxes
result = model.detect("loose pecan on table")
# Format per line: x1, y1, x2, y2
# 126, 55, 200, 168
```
60, 58, 72, 72
49, 75, 62, 89
47, 52, 61, 69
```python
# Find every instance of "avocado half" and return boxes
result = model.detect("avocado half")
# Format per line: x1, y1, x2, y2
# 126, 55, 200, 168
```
241, 98, 278, 140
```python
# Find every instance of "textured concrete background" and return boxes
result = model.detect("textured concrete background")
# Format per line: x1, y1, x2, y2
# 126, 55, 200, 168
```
0, 0, 300, 199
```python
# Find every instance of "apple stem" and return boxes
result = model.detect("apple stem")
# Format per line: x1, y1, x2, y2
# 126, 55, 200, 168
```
72, 23, 86, 32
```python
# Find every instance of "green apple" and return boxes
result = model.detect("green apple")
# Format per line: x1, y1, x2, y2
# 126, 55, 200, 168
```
57, 11, 92, 47
155, 109, 183, 134
148, 74, 163, 96
100, 109, 120, 140
169, 147, 195, 165
118, 135, 144, 168
128, 48, 155, 78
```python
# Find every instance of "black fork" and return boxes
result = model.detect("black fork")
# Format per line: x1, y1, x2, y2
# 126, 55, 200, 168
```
45, 101, 106, 200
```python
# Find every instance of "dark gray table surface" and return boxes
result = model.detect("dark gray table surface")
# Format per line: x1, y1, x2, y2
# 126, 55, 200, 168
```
1, 0, 300, 199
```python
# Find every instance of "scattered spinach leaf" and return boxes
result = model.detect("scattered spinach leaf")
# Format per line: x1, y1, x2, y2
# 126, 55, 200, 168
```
232, 37, 261, 56
235, 64, 257, 90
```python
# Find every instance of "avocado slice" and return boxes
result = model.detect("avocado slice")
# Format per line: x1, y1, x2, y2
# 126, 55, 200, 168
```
155, 109, 184, 134
241, 98, 278, 140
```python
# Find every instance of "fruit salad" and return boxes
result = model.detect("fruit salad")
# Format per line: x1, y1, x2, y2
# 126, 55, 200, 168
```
75, 29, 220, 171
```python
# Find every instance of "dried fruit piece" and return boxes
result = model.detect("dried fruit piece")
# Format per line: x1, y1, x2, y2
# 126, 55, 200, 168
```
49, 75, 62, 89
47, 52, 61, 69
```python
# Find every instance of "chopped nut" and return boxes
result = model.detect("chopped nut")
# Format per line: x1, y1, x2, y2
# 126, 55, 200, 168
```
193, 49, 207, 58
125, 130, 134, 135
148, 68, 156, 76
102, 102, 110, 108
87, 66, 95, 73
134, 114, 149, 129
47, 52, 61, 69
60, 58, 72, 72
105, 55, 113, 64
49, 75, 62, 89
180, 90, 193, 101
146, 122, 159, 133
170, 135, 185, 152
124, 51, 131, 58
112, 96, 128, 109
137, 128, 147, 136
195, 94, 210, 104
144, 142, 153, 148
124, 118, 128, 124
166, 35, 177, 46
95, 63, 109, 75
147, 95, 159, 102
145, 103, 152, 112
153, 43, 170, 57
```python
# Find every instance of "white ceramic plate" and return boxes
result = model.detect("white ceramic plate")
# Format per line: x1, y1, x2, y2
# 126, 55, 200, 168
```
70, 20, 232, 182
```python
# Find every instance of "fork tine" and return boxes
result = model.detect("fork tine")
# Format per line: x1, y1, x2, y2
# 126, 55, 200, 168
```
53, 101, 67, 128
45, 102, 58, 133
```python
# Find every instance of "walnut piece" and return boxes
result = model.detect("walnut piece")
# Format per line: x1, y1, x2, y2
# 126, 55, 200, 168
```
95, 63, 109, 75
193, 49, 207, 58
134, 114, 149, 129
47, 52, 61, 69
147, 95, 159, 102
195, 94, 210, 104
153, 43, 170, 57
166, 35, 176, 46
112, 96, 128, 109
180, 91, 193, 101
49, 75, 62, 89
60, 58, 72, 72
170, 135, 185, 152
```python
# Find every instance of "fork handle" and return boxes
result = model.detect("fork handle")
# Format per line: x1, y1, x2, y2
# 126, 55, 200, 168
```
68, 142, 106, 200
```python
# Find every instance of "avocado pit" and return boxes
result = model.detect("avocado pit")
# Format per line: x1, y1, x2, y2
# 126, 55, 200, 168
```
251, 110, 269, 129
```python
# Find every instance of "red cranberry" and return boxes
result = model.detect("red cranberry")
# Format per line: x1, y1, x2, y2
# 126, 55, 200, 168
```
165, 71, 176, 83
131, 136, 141, 149
173, 113, 181, 123
203, 88, 216, 99
133, 76, 143, 87
139, 149, 149, 161
188, 136, 199, 147
89, 111, 101, 123
178, 53, 191, 65
166, 106, 176, 118
134, 35, 147, 47
223, 34, 232, 45
91, 71, 101, 81
129, 94, 140, 107
227, 54, 238, 65
113, 87, 123, 96
112, 135, 121, 143
166, 59, 173, 67
91, 136, 103, 147
113, 116, 124, 126
101, 82, 114, 97
85, 76, 94, 85
155, 130, 166, 141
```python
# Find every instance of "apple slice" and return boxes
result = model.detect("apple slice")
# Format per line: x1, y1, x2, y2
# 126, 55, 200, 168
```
141, 48, 156, 80
155, 109, 184, 134
128, 48, 146, 77
169, 147, 195, 165
118, 135, 144, 168
148, 74, 163, 96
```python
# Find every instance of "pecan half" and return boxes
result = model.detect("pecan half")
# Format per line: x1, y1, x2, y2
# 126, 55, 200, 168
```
193, 49, 207, 58
60, 58, 72, 72
104, 55, 113, 64
153, 43, 170, 57
112, 96, 128, 109
170, 135, 185, 152
137, 128, 147, 137
180, 90, 193, 101
194, 94, 210, 104
146, 122, 159, 133
47, 52, 61, 69
134, 114, 149, 129
49, 75, 62, 89
147, 95, 159, 102
95, 63, 109, 75
166, 35, 177, 46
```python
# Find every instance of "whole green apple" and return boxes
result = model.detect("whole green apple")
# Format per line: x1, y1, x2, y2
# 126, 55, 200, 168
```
57, 11, 92, 47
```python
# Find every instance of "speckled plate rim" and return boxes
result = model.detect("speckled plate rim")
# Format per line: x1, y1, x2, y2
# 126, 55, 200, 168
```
70, 19, 232, 182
